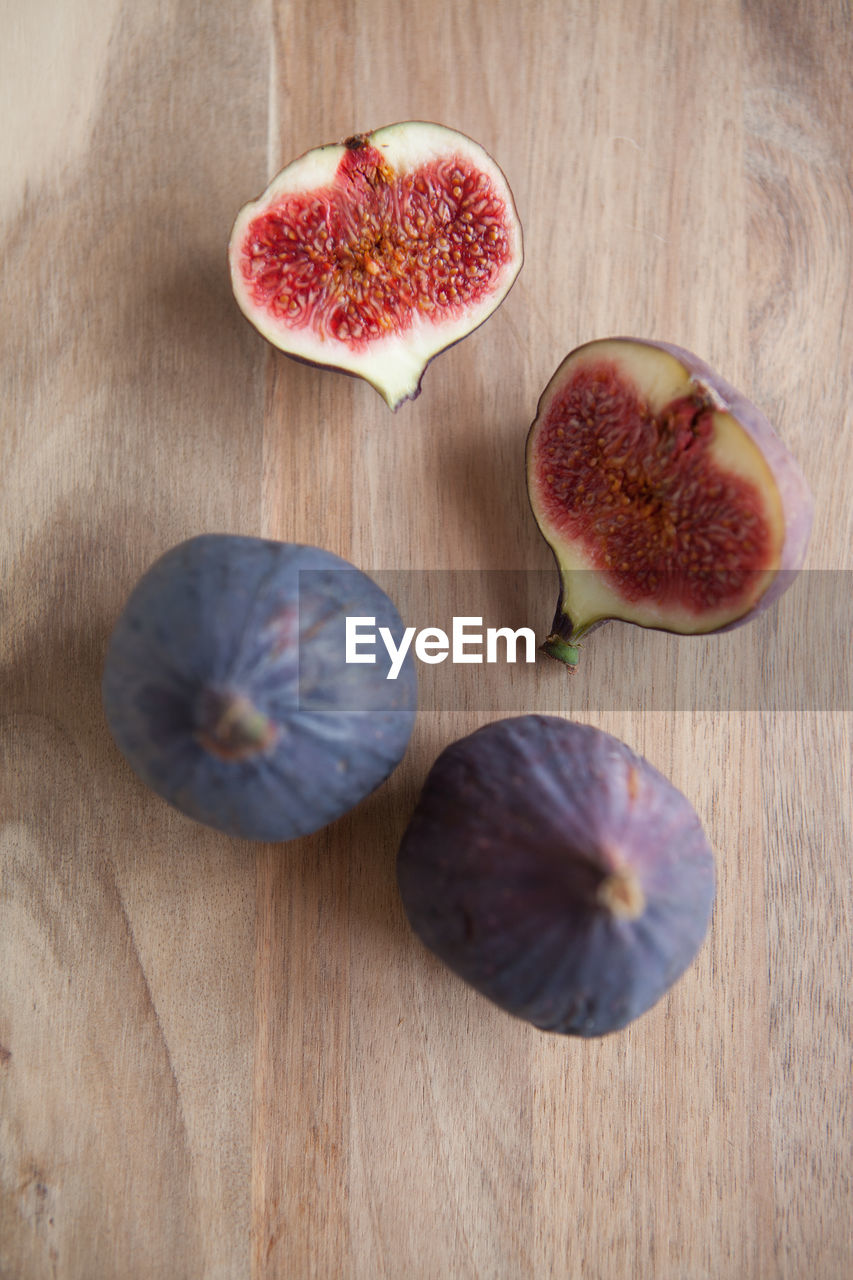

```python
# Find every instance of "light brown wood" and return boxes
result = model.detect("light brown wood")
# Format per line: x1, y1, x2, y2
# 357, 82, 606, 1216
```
2, 1, 850, 1276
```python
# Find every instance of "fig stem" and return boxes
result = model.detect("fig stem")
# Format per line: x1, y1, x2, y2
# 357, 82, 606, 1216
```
542, 634, 580, 666
196, 689, 278, 762
544, 587, 601, 667
597, 867, 646, 920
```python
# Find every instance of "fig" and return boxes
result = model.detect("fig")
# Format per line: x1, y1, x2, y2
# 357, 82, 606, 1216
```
397, 716, 715, 1037
228, 121, 523, 410
526, 338, 814, 664
102, 535, 417, 841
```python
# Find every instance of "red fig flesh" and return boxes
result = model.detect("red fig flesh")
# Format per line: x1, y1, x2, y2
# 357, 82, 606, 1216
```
229, 122, 523, 410
526, 338, 814, 663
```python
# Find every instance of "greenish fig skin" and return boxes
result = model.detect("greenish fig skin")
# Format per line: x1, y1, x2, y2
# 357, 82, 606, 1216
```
102, 535, 417, 842
527, 338, 814, 665
397, 716, 715, 1037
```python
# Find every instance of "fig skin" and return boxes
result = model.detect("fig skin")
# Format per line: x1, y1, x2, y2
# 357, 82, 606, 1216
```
397, 716, 715, 1037
228, 121, 524, 410
526, 337, 814, 664
102, 535, 417, 842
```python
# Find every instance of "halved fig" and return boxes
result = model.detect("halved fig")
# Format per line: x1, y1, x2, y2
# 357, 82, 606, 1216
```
526, 338, 814, 664
228, 121, 523, 410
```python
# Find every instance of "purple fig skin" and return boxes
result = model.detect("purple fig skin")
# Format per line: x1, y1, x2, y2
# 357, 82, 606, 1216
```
102, 535, 417, 842
397, 716, 715, 1037
529, 338, 815, 662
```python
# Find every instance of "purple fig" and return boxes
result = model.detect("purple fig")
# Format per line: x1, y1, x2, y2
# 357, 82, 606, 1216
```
229, 122, 524, 410
102, 534, 417, 841
397, 716, 715, 1036
526, 338, 814, 664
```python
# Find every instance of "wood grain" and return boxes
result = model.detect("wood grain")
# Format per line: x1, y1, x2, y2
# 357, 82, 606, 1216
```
2, 1, 851, 1277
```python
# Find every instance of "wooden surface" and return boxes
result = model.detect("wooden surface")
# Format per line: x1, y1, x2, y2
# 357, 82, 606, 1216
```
2, 1, 851, 1276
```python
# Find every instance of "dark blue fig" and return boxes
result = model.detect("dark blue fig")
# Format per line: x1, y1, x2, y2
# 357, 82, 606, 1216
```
397, 716, 714, 1036
102, 534, 417, 841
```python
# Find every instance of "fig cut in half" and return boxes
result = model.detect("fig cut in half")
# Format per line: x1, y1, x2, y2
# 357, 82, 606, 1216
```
229, 121, 523, 410
526, 338, 814, 664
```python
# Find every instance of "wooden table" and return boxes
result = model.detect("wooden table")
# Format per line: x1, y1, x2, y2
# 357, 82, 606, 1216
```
2, 1, 851, 1275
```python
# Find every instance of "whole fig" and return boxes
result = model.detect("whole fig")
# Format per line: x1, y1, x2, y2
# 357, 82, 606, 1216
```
102, 535, 417, 841
397, 716, 715, 1036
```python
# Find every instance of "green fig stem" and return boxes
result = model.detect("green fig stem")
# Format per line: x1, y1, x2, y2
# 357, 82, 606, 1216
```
540, 581, 603, 668
542, 634, 580, 666
542, 611, 599, 668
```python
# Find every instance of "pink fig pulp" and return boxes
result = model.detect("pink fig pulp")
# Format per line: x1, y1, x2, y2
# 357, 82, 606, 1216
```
229, 122, 523, 410
526, 338, 814, 664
